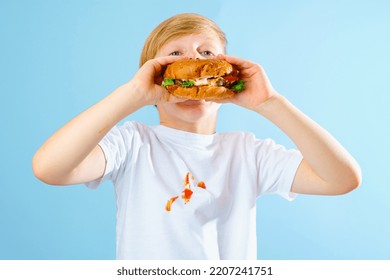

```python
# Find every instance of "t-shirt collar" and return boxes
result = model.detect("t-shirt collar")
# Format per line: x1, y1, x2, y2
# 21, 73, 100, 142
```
152, 124, 217, 146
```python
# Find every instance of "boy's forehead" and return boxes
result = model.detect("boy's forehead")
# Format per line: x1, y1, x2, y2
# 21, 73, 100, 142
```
162, 33, 224, 49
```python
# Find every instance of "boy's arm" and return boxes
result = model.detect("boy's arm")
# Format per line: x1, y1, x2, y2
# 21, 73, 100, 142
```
33, 83, 143, 185
218, 54, 361, 195
33, 56, 182, 185
256, 94, 361, 195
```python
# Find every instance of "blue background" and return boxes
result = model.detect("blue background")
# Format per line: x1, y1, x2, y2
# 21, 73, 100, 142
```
1, 0, 389, 259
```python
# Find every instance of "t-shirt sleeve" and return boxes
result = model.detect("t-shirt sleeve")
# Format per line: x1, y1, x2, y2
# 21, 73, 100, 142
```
85, 122, 136, 189
254, 137, 303, 200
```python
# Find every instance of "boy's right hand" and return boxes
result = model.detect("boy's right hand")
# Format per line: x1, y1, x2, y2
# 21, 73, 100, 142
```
129, 56, 186, 106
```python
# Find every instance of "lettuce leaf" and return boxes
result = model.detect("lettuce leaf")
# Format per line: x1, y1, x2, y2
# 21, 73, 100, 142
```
162, 78, 174, 87
231, 80, 245, 92
180, 80, 195, 88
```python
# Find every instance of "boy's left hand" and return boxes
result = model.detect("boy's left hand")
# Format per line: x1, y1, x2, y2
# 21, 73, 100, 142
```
215, 54, 279, 111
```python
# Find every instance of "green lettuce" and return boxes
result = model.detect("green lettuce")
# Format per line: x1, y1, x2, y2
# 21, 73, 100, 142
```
231, 80, 245, 92
180, 80, 195, 88
162, 78, 174, 87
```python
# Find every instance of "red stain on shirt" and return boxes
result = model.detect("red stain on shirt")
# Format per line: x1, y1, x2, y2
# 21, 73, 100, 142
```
165, 172, 207, 211
182, 188, 193, 204
184, 172, 190, 185
165, 196, 179, 212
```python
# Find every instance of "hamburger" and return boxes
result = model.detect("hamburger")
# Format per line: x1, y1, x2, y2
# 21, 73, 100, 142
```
162, 59, 245, 100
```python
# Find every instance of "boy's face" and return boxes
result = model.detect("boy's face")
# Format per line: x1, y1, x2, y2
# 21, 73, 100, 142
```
155, 33, 225, 133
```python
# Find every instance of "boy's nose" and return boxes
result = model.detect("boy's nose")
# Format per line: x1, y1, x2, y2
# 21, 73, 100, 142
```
187, 51, 203, 60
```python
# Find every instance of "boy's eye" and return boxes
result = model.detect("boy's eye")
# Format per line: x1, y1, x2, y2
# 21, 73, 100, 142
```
169, 51, 182, 56
201, 51, 214, 56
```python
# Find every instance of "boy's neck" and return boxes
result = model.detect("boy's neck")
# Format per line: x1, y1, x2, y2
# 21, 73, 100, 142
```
159, 119, 217, 135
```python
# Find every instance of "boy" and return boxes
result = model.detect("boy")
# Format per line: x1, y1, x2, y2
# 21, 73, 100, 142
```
33, 13, 361, 259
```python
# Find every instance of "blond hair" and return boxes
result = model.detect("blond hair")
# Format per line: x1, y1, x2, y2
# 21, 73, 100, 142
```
139, 13, 227, 67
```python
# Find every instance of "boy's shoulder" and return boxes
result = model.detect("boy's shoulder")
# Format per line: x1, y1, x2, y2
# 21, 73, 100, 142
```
116, 120, 152, 133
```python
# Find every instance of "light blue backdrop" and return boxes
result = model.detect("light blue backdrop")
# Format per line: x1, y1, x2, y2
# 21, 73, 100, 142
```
1, 0, 389, 259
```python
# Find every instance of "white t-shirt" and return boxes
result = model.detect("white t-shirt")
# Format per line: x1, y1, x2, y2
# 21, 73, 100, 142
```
86, 121, 302, 259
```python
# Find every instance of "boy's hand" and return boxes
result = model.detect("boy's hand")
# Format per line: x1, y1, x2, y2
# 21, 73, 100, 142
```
215, 54, 279, 112
129, 56, 186, 106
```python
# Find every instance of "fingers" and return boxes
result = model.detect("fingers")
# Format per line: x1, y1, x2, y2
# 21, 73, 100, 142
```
149, 55, 188, 73
217, 54, 259, 72
155, 55, 187, 66
138, 55, 186, 80
147, 56, 189, 85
